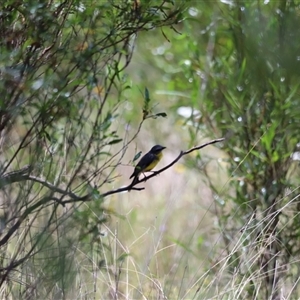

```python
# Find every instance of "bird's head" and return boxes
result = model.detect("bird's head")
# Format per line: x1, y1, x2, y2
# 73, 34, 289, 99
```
150, 145, 166, 154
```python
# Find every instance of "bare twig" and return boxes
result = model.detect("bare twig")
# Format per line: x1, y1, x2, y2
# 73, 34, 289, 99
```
61, 137, 225, 204
115, 137, 225, 192
0, 165, 32, 186
0, 138, 225, 206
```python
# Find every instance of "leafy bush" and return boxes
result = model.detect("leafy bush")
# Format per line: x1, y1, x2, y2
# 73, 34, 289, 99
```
0, 1, 186, 298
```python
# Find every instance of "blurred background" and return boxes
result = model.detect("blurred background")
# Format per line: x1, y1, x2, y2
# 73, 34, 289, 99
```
1, 0, 300, 299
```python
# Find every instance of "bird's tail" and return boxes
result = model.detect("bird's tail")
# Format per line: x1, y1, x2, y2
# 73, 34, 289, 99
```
129, 175, 139, 190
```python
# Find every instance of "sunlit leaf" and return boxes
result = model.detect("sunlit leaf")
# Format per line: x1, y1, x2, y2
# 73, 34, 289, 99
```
92, 84, 105, 96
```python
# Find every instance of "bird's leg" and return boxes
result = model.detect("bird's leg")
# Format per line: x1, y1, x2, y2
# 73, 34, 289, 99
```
142, 171, 157, 181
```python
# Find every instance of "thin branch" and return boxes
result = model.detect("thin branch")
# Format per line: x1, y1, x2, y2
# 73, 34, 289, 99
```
27, 176, 80, 201
0, 167, 79, 204
141, 137, 225, 178
0, 165, 32, 186
0, 195, 59, 247
1, 138, 225, 206
61, 137, 225, 204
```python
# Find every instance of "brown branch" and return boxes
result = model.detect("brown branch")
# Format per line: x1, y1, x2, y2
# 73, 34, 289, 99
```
0, 167, 76, 205
0, 165, 32, 186
134, 137, 225, 183
61, 137, 225, 204
1, 138, 225, 206
0, 195, 59, 247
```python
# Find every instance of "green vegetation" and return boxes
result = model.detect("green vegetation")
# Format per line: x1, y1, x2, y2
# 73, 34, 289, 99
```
1, 0, 300, 299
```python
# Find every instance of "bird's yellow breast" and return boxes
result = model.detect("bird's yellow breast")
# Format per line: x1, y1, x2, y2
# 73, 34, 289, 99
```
143, 151, 163, 172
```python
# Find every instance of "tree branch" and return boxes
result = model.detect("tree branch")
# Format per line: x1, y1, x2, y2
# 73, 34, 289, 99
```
0, 165, 32, 187
61, 137, 225, 204
0, 138, 225, 206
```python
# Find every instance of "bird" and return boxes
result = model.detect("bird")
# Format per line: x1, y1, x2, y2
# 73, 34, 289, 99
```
129, 145, 166, 185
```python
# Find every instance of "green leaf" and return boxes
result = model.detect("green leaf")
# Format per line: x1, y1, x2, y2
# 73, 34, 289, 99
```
100, 112, 113, 131
271, 150, 280, 163
42, 130, 52, 142
92, 188, 102, 201
133, 151, 142, 162
261, 122, 278, 153
144, 87, 150, 103
97, 152, 112, 157
107, 138, 122, 145
118, 253, 130, 262
148, 112, 168, 119
155, 112, 167, 118
143, 87, 152, 119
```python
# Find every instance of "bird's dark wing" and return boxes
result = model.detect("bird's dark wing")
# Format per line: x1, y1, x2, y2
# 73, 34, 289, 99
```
129, 152, 154, 179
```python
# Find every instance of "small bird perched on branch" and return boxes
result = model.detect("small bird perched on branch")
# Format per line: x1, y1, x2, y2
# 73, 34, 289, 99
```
130, 145, 166, 185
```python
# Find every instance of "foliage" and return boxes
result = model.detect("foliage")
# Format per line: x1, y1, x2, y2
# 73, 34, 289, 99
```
0, 0, 186, 298
133, 0, 300, 298
3, 0, 300, 298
